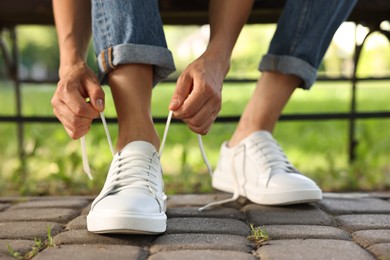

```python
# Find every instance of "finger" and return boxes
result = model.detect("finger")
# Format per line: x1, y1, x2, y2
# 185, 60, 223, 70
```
54, 104, 93, 129
63, 123, 91, 140
59, 85, 100, 119
181, 99, 219, 134
169, 73, 193, 111
175, 75, 220, 121
179, 84, 210, 119
53, 94, 98, 123
54, 106, 91, 134
182, 102, 214, 128
53, 101, 94, 138
185, 109, 217, 135
53, 107, 78, 139
83, 76, 105, 112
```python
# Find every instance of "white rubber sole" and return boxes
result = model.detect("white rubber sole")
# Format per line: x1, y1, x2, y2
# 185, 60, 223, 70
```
87, 211, 167, 234
245, 187, 322, 205
212, 171, 322, 206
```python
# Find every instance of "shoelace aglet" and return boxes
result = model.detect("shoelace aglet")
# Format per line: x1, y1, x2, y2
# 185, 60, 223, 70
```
80, 136, 93, 180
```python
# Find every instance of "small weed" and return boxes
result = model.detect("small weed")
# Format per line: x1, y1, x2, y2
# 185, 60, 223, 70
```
7, 244, 23, 260
247, 223, 269, 248
24, 238, 44, 259
46, 225, 55, 247
7, 225, 55, 260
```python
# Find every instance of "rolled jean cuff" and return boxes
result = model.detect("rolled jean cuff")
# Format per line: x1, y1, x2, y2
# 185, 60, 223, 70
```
97, 43, 176, 86
259, 54, 317, 90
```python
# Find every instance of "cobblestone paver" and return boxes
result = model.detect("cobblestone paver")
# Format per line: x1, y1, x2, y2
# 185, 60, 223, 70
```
0, 193, 389, 259
335, 214, 390, 231
255, 239, 375, 260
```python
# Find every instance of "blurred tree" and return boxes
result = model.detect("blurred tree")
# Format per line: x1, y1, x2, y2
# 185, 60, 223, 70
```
17, 26, 59, 79
16, 26, 97, 81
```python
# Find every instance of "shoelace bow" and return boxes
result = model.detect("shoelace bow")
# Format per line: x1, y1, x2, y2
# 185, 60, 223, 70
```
80, 111, 221, 210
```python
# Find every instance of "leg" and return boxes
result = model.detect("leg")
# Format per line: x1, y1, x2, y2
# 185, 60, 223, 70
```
92, 0, 175, 152
229, 71, 300, 146
212, 0, 357, 206
230, 0, 357, 146
107, 64, 159, 151
87, 0, 175, 234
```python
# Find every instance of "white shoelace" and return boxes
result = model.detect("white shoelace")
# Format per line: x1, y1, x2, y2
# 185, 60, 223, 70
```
80, 111, 251, 211
80, 115, 302, 212
198, 145, 241, 211
80, 111, 213, 182
160, 111, 239, 211
90, 148, 164, 211
81, 110, 245, 211
248, 136, 299, 176
198, 185, 240, 211
159, 111, 213, 175
107, 153, 160, 194
198, 135, 301, 211
80, 112, 114, 180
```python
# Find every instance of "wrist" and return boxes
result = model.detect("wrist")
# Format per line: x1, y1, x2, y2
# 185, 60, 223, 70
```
58, 46, 86, 74
59, 60, 87, 79
202, 47, 231, 76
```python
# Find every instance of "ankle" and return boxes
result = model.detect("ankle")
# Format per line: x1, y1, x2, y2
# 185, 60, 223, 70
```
228, 119, 273, 147
117, 137, 159, 152
229, 131, 253, 147
116, 130, 160, 152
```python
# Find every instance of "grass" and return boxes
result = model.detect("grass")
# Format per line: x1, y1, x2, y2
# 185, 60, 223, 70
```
0, 79, 390, 195
7, 225, 55, 259
247, 224, 269, 248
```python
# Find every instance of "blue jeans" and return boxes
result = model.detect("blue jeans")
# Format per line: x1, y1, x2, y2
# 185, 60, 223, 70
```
91, 0, 175, 86
259, 0, 357, 89
92, 0, 356, 89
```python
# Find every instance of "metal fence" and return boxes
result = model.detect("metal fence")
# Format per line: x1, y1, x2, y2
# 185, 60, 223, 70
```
0, 0, 389, 165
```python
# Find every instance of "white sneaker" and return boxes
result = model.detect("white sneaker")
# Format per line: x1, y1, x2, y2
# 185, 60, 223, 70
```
87, 141, 167, 234
212, 131, 322, 205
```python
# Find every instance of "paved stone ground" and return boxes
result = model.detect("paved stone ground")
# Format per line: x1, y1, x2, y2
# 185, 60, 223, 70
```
0, 192, 389, 259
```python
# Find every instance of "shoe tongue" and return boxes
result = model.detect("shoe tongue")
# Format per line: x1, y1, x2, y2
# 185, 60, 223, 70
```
119, 141, 157, 155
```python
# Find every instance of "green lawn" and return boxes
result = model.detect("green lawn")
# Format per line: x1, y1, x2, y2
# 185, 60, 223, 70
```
0, 79, 390, 195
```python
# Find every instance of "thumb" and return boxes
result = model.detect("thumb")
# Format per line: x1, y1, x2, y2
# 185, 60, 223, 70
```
170, 74, 193, 111
85, 78, 105, 112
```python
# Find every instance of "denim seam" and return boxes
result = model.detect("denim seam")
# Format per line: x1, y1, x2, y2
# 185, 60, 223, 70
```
289, 0, 311, 54
97, 0, 113, 73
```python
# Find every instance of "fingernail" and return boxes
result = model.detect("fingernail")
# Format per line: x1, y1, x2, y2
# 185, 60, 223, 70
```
169, 99, 180, 108
96, 99, 104, 111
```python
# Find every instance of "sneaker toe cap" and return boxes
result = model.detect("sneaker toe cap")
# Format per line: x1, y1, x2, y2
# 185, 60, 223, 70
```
93, 190, 163, 214
267, 172, 320, 191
